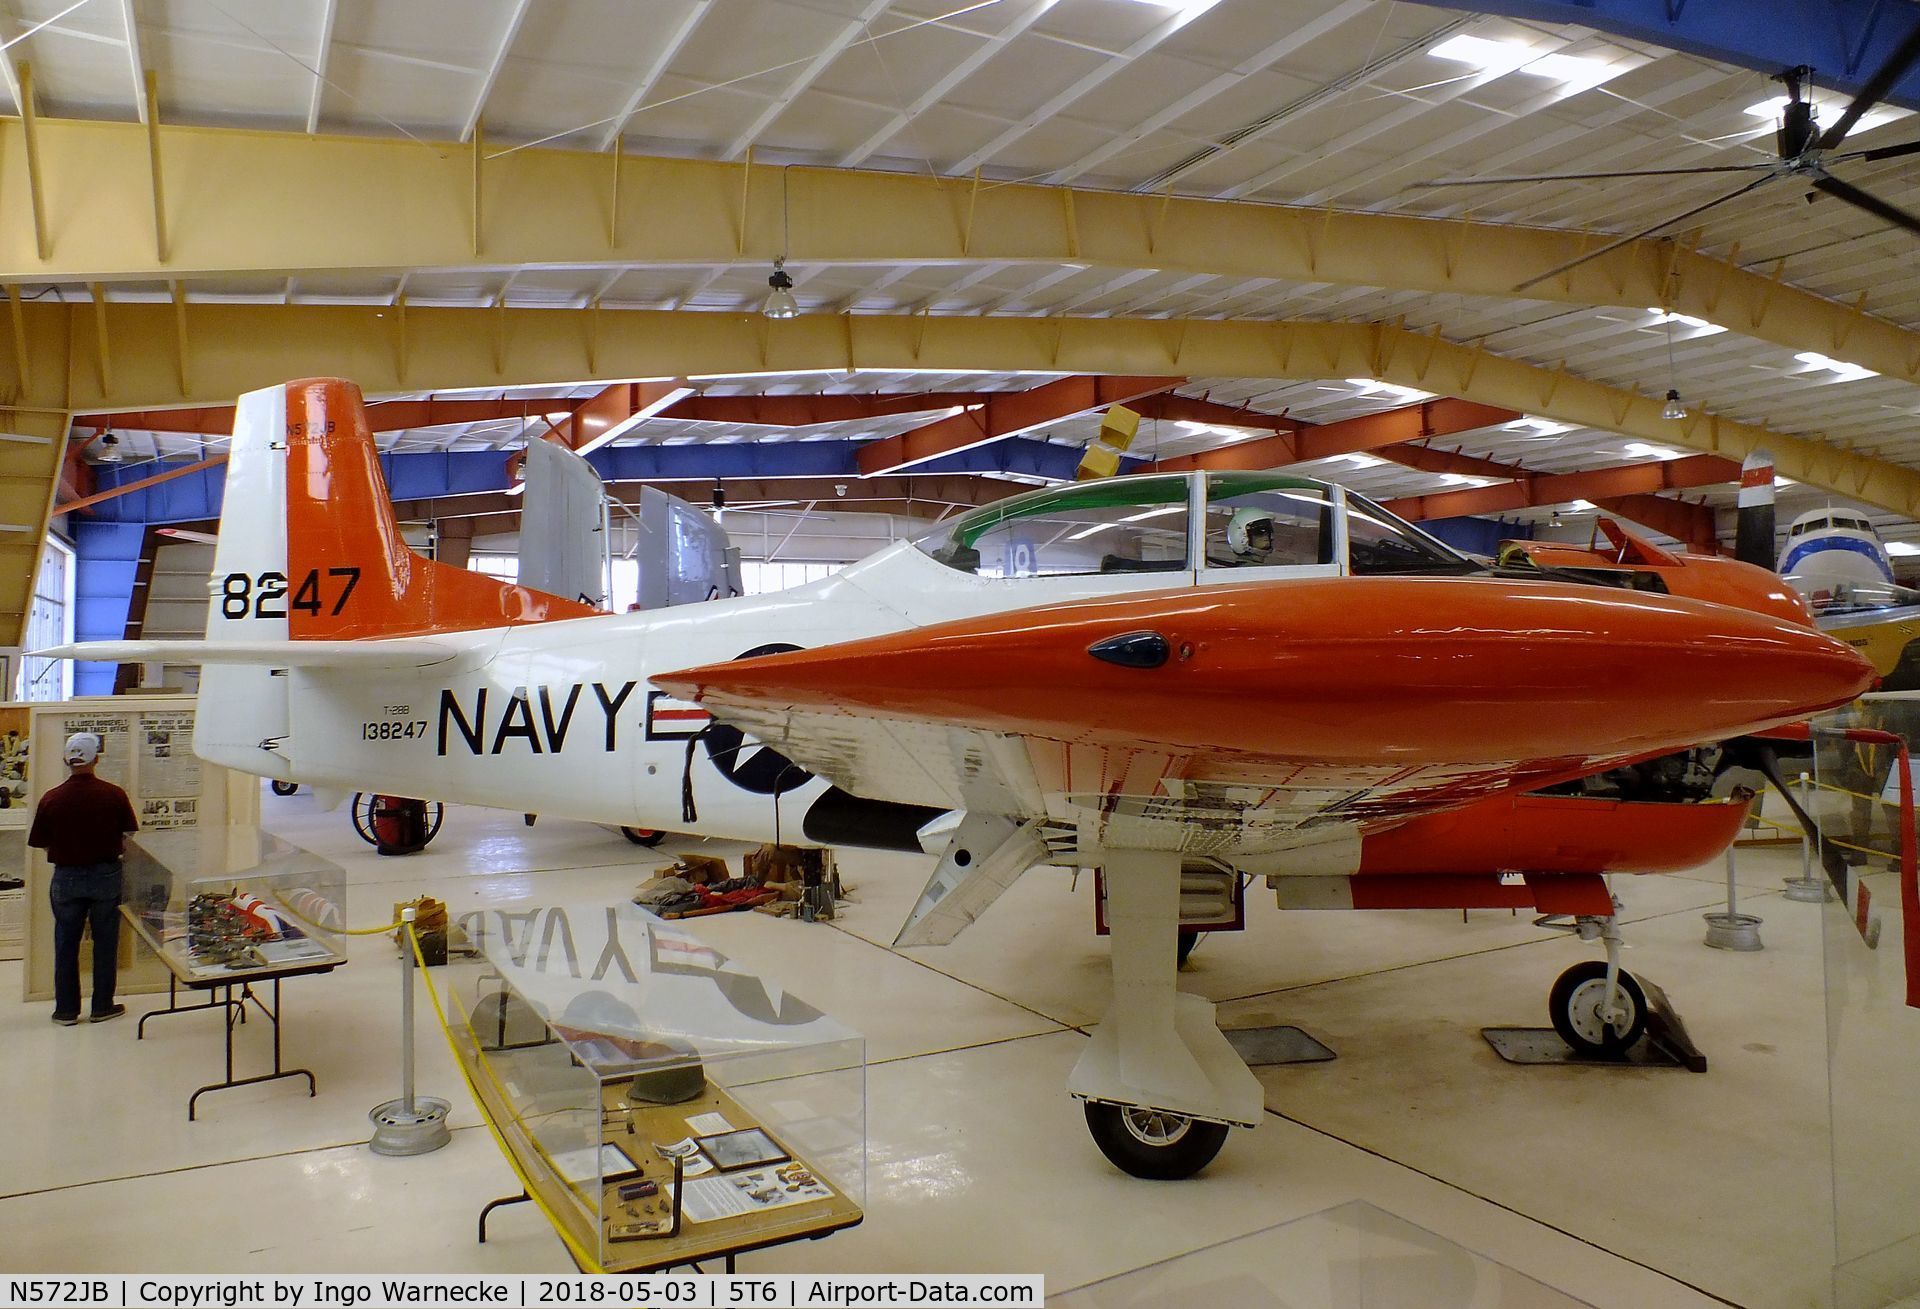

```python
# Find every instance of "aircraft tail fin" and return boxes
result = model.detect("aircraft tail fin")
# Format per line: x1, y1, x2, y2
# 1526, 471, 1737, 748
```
190, 378, 596, 780
212, 377, 598, 644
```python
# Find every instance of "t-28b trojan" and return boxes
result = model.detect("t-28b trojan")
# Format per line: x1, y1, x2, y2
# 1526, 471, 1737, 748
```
48, 378, 1875, 1178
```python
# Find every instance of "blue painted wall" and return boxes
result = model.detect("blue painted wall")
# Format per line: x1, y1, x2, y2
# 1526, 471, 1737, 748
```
70, 521, 146, 696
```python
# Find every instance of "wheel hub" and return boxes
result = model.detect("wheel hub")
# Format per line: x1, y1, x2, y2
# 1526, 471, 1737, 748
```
1566, 978, 1632, 1043
1120, 1106, 1192, 1147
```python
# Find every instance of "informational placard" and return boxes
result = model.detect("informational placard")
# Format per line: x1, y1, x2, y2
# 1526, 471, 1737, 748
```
21, 696, 260, 999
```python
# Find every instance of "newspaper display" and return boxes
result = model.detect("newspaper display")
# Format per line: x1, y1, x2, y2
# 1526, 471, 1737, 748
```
138, 710, 201, 799
61, 711, 132, 791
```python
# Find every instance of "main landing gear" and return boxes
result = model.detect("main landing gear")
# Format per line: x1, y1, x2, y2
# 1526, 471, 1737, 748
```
1071, 848, 1262, 1180
1543, 908, 1647, 1057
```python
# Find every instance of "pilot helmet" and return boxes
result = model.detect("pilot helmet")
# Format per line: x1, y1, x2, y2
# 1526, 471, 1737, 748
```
1226, 506, 1276, 558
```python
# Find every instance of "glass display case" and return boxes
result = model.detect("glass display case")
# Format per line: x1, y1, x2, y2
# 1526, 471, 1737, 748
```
1809, 694, 1920, 1308
122, 826, 347, 977
440, 901, 865, 1271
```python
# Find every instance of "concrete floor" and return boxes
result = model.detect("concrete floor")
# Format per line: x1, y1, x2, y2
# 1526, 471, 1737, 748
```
0, 787, 1907, 1306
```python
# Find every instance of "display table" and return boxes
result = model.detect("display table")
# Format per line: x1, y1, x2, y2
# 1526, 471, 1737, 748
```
119, 827, 348, 1119
121, 906, 344, 1118
439, 902, 865, 1272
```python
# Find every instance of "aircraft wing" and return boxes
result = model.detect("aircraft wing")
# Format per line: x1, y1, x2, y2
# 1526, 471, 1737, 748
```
34, 638, 467, 670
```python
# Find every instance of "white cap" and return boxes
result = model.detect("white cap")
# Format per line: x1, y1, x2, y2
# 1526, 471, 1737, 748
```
63, 732, 101, 767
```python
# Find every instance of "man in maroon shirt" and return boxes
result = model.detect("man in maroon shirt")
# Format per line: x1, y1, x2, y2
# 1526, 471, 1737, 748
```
29, 732, 140, 1025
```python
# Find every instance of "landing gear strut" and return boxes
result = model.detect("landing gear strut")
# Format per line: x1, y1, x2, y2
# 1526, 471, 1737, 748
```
1069, 848, 1261, 1180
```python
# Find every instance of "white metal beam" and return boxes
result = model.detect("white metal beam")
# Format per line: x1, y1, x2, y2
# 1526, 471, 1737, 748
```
840, 0, 1055, 167
596, 0, 714, 152
116, 0, 145, 122
305, 0, 338, 134
1049, 0, 1371, 185
952, 2, 1212, 177
460, 0, 533, 145
725, 0, 893, 161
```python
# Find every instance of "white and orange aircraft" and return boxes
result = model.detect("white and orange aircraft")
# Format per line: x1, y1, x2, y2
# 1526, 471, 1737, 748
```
47, 378, 1875, 1179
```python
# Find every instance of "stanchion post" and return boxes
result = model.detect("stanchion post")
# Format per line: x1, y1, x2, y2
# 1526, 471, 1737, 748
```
1705, 844, 1763, 951
369, 907, 452, 1155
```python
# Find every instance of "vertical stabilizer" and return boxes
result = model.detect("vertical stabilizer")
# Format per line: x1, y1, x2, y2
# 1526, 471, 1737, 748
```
193, 377, 598, 776
278, 378, 598, 639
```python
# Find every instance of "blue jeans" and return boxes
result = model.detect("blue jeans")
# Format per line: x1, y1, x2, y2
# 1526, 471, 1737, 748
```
49, 862, 123, 1018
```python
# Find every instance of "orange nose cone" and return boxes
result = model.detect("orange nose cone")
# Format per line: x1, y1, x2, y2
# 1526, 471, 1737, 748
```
657, 577, 1877, 767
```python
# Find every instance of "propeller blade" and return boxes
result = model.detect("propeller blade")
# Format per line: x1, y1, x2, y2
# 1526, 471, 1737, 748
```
1811, 174, 1920, 237
1733, 449, 1776, 571
1415, 163, 1774, 188
1817, 20, 1920, 150
1514, 175, 1774, 292
1839, 138, 1920, 163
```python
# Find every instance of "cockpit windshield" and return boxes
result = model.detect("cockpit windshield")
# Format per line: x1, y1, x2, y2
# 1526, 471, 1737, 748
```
915, 475, 1190, 577
1343, 491, 1478, 575
912, 471, 1476, 581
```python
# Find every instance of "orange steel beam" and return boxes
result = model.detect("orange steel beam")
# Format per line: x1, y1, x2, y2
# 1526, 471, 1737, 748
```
58, 454, 228, 514
76, 397, 581, 436
856, 375, 1184, 476
548, 378, 693, 452
1378, 444, 1720, 550
663, 393, 997, 426
76, 391, 1006, 437
1380, 452, 1739, 525
1130, 394, 1309, 433
1151, 399, 1521, 473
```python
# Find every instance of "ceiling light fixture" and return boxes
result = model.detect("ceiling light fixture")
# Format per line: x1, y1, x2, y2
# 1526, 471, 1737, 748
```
764, 257, 799, 320
1549, 509, 1563, 528
1659, 308, 1687, 420
764, 167, 800, 320
98, 432, 121, 464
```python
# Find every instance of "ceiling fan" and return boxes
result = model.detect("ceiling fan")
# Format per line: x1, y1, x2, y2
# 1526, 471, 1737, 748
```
1413, 21, 1920, 289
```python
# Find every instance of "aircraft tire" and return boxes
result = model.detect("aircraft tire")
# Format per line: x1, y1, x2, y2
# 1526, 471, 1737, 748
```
1083, 1102, 1229, 1180
621, 826, 666, 848
271, 780, 298, 796
1549, 960, 1647, 1057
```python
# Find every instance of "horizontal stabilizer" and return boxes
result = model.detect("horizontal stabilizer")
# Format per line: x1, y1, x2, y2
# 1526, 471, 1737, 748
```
34, 639, 464, 670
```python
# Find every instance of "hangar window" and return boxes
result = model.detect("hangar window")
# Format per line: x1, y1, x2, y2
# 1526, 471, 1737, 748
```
917, 475, 1190, 577
1201, 474, 1334, 569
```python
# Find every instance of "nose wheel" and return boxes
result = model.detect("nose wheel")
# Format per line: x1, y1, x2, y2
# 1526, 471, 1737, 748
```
1549, 959, 1647, 1056
1083, 1102, 1230, 1180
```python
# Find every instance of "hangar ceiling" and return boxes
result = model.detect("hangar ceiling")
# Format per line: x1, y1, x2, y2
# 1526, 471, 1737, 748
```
8, 0, 1920, 612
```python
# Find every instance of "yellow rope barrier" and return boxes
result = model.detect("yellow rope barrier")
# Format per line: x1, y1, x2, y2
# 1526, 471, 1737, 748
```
401, 922, 605, 1274
1744, 812, 1898, 861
